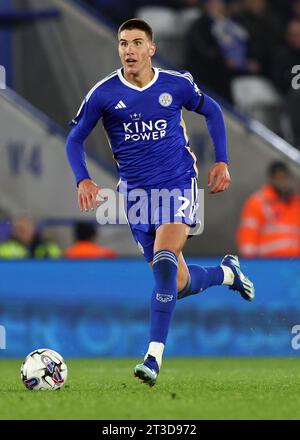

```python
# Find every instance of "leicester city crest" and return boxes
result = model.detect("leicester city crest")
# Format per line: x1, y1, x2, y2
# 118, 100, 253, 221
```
159, 93, 173, 107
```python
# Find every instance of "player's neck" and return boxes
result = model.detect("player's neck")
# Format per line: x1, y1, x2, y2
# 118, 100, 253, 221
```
123, 66, 154, 88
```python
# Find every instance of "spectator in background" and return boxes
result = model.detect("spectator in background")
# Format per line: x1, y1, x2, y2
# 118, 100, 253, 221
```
271, 19, 300, 148
291, 0, 300, 19
65, 221, 117, 259
270, 0, 294, 23
232, 0, 283, 77
226, 0, 244, 16
0, 216, 62, 259
186, 0, 257, 101
237, 161, 300, 258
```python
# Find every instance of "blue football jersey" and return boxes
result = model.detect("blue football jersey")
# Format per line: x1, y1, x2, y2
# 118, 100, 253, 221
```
70, 68, 203, 193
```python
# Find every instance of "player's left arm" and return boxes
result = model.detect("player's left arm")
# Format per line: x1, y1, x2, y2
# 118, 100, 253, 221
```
182, 73, 230, 194
195, 94, 231, 194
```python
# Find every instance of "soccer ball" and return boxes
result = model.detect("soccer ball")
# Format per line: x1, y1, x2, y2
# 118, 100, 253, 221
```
20, 348, 68, 390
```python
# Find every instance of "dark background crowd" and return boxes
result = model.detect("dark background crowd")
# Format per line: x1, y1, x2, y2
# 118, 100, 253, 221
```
83, 0, 300, 148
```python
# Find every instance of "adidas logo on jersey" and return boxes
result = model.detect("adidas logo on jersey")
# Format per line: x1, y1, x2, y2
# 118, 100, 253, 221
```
115, 100, 126, 109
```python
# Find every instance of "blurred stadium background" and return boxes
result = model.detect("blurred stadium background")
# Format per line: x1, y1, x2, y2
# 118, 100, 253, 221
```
1, 0, 300, 403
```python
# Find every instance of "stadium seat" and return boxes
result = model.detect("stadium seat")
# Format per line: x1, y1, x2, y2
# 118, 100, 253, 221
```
136, 6, 202, 37
231, 76, 284, 133
231, 76, 282, 109
136, 6, 201, 68
179, 7, 202, 34
136, 6, 178, 38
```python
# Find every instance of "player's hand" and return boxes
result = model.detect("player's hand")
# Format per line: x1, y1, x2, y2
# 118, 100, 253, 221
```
77, 179, 107, 212
208, 162, 231, 194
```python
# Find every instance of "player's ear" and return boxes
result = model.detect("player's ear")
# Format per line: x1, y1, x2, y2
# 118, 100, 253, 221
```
149, 42, 156, 58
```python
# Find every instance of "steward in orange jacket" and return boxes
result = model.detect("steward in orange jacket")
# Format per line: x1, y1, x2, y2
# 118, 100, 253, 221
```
64, 221, 117, 259
237, 162, 300, 258
65, 241, 117, 259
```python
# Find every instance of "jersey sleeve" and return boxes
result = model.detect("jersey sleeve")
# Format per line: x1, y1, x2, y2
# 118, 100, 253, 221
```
197, 93, 228, 163
66, 88, 104, 186
180, 71, 203, 112
69, 87, 103, 128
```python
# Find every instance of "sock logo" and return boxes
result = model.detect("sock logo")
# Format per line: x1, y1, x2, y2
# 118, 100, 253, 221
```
156, 293, 174, 303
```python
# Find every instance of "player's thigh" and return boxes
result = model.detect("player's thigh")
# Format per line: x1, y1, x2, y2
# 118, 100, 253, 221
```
129, 226, 155, 263
154, 222, 189, 256
148, 251, 189, 291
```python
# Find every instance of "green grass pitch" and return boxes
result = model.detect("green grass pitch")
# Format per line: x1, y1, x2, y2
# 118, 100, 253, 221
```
1, 357, 300, 420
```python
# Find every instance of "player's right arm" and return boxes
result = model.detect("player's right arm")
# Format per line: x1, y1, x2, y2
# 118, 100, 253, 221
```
66, 89, 105, 212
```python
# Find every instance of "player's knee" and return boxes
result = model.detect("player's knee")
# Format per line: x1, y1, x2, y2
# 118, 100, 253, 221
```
155, 245, 181, 257
152, 250, 178, 280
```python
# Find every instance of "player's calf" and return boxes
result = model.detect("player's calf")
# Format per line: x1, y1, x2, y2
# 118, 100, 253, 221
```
177, 256, 255, 302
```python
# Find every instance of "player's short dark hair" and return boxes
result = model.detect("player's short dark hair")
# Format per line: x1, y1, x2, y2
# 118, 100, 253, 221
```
267, 161, 290, 177
74, 221, 97, 241
118, 18, 154, 42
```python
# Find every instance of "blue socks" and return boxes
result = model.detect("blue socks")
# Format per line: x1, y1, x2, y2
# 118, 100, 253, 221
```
150, 250, 178, 344
178, 264, 224, 299
149, 252, 224, 345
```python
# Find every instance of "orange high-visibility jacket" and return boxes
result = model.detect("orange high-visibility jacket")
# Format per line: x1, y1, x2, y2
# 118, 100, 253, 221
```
64, 241, 117, 259
237, 185, 300, 257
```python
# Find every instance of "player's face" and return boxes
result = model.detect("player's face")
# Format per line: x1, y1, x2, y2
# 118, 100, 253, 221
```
118, 29, 156, 75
